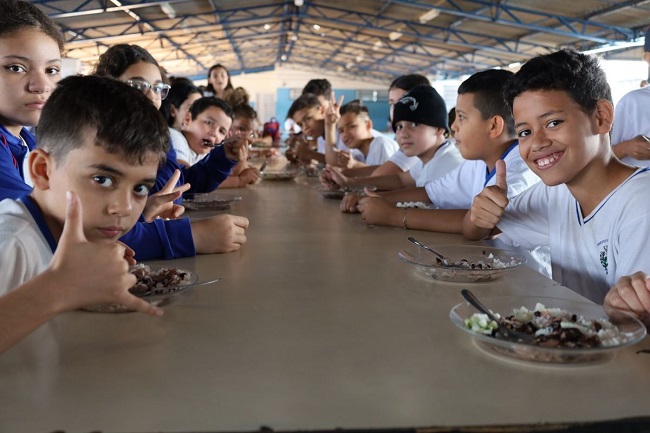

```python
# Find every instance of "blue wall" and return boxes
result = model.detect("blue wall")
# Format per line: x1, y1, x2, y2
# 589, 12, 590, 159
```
276, 87, 391, 134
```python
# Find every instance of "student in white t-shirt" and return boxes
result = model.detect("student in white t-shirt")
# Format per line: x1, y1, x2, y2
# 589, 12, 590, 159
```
327, 100, 399, 167
172, 97, 233, 168
350, 70, 539, 232
610, 28, 650, 167
463, 49, 650, 304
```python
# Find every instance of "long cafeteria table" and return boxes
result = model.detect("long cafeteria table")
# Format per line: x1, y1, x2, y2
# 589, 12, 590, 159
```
0, 171, 648, 433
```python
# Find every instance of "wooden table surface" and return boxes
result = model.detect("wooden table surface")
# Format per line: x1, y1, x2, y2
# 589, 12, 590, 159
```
1, 171, 648, 433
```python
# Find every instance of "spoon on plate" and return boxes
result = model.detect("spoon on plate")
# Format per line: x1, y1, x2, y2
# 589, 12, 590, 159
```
461, 289, 536, 343
259, 159, 268, 174
407, 236, 450, 265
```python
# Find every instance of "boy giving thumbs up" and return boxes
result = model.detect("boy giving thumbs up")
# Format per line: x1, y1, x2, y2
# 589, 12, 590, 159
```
0, 192, 162, 355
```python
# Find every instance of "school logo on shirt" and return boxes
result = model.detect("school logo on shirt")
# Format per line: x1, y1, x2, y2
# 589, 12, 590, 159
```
597, 241, 608, 275
399, 96, 419, 111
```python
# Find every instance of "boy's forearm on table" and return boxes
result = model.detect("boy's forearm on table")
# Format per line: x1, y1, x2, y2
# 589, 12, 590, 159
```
407, 208, 467, 234
461, 211, 494, 240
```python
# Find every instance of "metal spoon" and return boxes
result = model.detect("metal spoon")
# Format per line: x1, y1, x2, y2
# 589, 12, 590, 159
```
461, 289, 536, 343
259, 159, 268, 174
407, 236, 449, 264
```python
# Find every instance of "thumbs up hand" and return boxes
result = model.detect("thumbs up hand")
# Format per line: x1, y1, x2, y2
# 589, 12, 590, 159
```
468, 160, 510, 230
48, 191, 163, 316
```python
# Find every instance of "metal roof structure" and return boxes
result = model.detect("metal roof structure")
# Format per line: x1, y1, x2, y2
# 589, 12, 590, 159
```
34, 0, 650, 83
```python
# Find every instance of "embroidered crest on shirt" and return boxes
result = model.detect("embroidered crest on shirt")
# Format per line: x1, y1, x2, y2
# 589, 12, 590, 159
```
599, 243, 609, 275
399, 96, 418, 111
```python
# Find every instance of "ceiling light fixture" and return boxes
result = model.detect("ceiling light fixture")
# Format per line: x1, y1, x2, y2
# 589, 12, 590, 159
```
313, 24, 321, 30
388, 31, 403, 41
294, 0, 304, 6
264, 23, 271, 30
418, 9, 440, 24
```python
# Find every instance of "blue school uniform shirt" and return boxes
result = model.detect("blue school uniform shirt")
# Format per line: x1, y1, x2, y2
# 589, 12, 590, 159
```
0, 127, 196, 260
154, 142, 238, 204
0, 125, 35, 200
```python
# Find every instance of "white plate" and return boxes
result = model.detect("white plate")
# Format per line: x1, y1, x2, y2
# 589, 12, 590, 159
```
398, 244, 526, 283
450, 295, 646, 364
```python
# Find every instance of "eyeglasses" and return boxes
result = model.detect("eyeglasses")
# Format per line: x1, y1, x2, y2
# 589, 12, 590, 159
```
126, 78, 171, 100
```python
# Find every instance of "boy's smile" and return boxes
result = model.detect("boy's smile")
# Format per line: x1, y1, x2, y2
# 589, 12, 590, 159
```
32, 130, 159, 243
513, 89, 607, 187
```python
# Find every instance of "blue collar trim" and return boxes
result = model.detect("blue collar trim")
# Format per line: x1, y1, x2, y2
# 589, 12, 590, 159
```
18, 195, 57, 253
484, 141, 519, 187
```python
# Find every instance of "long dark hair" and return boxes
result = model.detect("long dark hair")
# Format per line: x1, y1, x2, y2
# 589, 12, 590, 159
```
160, 78, 202, 126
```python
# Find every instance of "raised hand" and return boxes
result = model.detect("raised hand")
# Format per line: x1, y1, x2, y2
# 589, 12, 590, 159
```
324, 91, 344, 127
143, 169, 190, 222
222, 133, 251, 162
469, 159, 509, 229
51, 191, 163, 316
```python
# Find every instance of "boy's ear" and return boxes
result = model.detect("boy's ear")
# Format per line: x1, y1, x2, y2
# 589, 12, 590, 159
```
29, 149, 53, 190
365, 118, 373, 131
488, 115, 505, 138
181, 112, 192, 129
594, 99, 614, 133
170, 105, 179, 119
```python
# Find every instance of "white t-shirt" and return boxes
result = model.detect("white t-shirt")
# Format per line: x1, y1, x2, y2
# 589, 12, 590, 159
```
498, 167, 650, 303
170, 128, 207, 166
611, 86, 650, 167
0, 199, 53, 295
368, 129, 420, 171
407, 141, 464, 187
424, 143, 539, 208
388, 150, 421, 171
317, 135, 364, 161
364, 135, 399, 166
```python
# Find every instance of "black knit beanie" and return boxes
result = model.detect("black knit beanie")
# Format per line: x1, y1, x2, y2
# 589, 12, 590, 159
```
392, 85, 448, 133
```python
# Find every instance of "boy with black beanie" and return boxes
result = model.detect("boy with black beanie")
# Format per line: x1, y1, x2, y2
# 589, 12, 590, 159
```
323, 85, 463, 199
